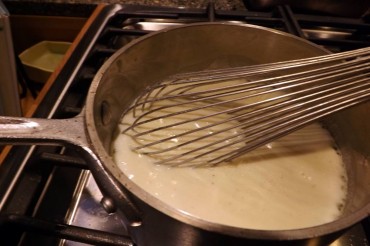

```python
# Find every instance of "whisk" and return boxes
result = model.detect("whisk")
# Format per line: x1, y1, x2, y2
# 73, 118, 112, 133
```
119, 47, 370, 167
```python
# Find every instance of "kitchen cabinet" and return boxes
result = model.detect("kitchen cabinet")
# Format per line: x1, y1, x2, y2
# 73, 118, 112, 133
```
9, 14, 88, 115
10, 15, 86, 56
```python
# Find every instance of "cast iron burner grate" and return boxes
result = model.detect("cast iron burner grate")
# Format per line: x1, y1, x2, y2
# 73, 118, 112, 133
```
0, 3, 370, 245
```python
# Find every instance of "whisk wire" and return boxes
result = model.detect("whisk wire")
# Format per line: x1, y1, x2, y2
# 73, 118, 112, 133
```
126, 58, 370, 137
120, 47, 370, 166
131, 69, 369, 156
158, 79, 370, 166
170, 47, 370, 82
217, 86, 370, 164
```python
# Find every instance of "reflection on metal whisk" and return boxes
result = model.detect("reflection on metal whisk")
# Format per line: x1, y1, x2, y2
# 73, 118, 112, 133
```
120, 47, 370, 167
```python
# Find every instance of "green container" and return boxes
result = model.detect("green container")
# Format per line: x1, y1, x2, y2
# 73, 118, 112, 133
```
19, 41, 71, 83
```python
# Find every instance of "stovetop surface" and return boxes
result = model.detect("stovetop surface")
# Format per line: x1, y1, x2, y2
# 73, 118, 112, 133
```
0, 3, 370, 245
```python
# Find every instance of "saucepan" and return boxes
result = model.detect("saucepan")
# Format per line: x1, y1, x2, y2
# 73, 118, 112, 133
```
1, 23, 370, 246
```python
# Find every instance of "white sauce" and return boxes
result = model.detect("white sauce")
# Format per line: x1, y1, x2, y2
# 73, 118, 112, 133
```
113, 120, 347, 230
112, 76, 347, 230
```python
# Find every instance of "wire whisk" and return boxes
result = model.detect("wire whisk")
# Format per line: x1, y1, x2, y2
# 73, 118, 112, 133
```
119, 47, 370, 167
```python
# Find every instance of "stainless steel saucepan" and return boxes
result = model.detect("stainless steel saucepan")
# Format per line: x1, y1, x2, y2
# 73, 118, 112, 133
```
1, 23, 370, 246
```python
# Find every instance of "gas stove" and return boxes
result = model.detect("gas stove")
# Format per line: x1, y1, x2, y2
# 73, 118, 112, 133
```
0, 3, 370, 245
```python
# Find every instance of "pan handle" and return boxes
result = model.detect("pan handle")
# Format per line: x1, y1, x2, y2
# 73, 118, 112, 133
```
0, 115, 143, 227
0, 115, 86, 146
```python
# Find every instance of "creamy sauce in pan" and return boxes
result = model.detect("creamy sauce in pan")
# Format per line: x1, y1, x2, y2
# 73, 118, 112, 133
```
112, 118, 347, 230
112, 74, 347, 230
